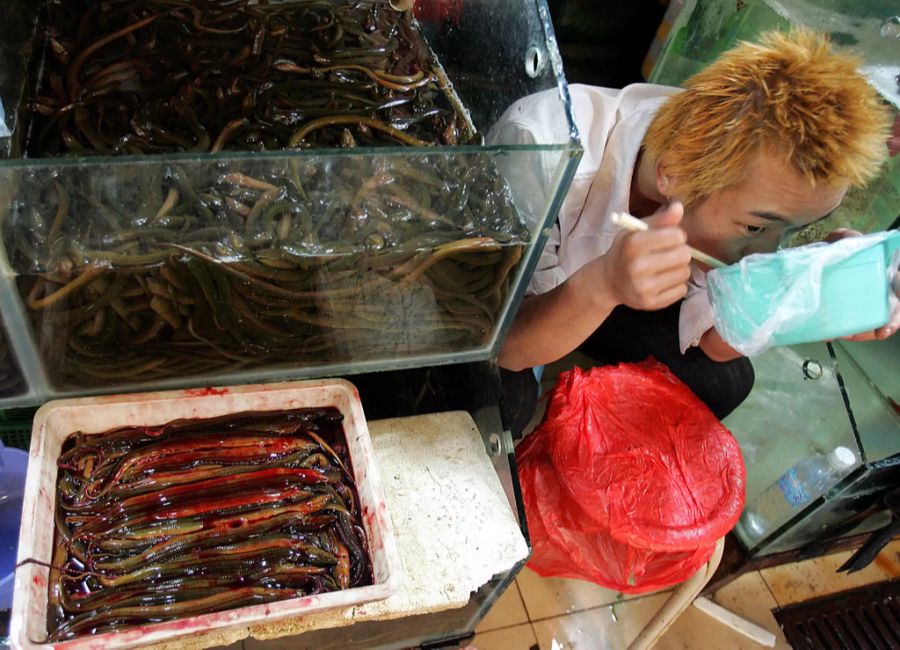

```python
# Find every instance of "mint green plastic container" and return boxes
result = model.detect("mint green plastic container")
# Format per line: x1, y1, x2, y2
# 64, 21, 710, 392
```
709, 231, 900, 352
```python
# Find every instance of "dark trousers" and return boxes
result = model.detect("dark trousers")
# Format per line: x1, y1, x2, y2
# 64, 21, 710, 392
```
500, 302, 755, 436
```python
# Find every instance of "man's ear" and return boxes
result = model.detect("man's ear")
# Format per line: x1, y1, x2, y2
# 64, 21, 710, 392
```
656, 158, 677, 198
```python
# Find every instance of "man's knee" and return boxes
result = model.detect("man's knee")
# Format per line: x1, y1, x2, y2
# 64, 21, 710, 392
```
668, 350, 755, 420
697, 355, 755, 420
722, 356, 755, 417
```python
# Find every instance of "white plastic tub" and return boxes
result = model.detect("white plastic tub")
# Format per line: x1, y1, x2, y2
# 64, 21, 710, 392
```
11, 379, 402, 649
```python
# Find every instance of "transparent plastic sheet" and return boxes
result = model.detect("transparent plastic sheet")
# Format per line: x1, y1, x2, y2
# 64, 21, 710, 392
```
0, 0, 40, 158
516, 361, 745, 594
708, 232, 900, 357
0, 102, 9, 138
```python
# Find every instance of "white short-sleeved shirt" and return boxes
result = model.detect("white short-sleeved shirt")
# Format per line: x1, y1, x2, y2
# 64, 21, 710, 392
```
491, 83, 712, 353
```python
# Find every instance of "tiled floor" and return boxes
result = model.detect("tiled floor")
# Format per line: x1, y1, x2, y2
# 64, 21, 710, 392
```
470, 539, 900, 649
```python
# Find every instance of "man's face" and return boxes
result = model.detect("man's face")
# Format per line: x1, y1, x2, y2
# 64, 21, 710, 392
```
676, 152, 849, 266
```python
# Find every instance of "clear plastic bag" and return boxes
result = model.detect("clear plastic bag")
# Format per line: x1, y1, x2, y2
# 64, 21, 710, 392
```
707, 231, 900, 356
0, 101, 10, 138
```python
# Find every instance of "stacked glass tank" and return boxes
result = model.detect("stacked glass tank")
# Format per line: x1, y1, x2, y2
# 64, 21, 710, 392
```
0, 0, 582, 406
725, 339, 900, 556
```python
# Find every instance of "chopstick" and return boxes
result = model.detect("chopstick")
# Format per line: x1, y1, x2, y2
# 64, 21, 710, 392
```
610, 211, 727, 269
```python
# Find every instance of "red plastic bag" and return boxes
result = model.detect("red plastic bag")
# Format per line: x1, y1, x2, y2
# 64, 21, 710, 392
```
517, 361, 745, 593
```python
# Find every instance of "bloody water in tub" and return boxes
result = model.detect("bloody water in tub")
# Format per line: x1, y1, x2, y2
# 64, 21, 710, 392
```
47, 407, 373, 641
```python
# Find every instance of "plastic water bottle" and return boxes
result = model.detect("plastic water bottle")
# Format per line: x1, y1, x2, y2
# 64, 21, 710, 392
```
739, 446, 857, 542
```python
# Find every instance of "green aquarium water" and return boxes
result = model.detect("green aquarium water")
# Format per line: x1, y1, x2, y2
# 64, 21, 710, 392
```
649, 0, 900, 238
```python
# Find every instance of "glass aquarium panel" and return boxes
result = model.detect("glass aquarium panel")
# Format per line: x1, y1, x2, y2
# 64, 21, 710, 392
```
0, 0, 40, 159
831, 339, 900, 464
0, 0, 581, 403
838, 337, 900, 412
756, 459, 900, 556
724, 343, 859, 498
723, 343, 860, 549
2, 149, 567, 394
649, 0, 900, 238
727, 340, 900, 555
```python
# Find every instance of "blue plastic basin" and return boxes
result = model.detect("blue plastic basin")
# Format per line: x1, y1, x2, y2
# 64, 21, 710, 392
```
0, 445, 28, 611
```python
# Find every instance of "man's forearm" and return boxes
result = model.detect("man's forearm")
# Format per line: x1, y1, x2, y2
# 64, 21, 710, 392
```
500, 206, 693, 371
498, 268, 619, 371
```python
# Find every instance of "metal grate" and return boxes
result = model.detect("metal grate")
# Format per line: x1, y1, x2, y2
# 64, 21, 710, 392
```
774, 578, 900, 650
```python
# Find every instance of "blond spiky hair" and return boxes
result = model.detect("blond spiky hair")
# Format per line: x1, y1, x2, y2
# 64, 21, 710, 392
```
644, 28, 891, 207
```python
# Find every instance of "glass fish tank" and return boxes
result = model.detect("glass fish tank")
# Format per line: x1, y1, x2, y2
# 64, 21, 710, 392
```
647, 0, 900, 242
0, 0, 582, 406
725, 339, 900, 556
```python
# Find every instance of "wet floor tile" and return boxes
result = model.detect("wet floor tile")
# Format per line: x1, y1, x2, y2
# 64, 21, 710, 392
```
476, 582, 530, 634
761, 539, 900, 607
531, 593, 669, 649
516, 568, 624, 620
470, 622, 538, 649
652, 571, 791, 649
516, 567, 670, 621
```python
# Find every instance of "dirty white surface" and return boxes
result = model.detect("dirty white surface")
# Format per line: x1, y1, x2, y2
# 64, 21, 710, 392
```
246, 410, 529, 643
16, 399, 526, 649
364, 411, 529, 613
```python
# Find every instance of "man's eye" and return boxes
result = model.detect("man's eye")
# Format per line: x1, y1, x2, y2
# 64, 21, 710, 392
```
744, 224, 765, 235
